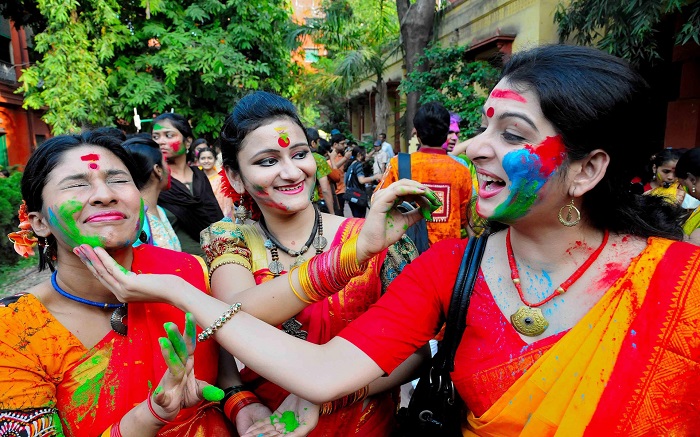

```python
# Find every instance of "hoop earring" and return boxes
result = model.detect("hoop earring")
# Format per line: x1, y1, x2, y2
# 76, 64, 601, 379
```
558, 199, 581, 227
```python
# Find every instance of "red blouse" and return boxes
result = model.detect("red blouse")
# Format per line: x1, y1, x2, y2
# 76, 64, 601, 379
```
339, 238, 565, 416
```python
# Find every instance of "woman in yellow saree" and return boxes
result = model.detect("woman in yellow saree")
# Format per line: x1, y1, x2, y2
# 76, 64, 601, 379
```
77, 45, 700, 436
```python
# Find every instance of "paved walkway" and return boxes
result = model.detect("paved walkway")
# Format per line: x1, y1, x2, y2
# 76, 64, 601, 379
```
1, 265, 50, 297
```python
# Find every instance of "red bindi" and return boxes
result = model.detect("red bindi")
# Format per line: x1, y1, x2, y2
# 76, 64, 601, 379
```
81, 154, 100, 161
486, 107, 495, 118
88, 163, 99, 170
490, 89, 527, 103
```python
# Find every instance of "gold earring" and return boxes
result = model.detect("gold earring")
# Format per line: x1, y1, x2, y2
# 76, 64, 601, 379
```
558, 199, 581, 227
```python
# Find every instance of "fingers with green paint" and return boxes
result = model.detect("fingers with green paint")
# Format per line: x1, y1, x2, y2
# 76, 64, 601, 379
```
420, 206, 433, 222
159, 336, 185, 377
164, 322, 188, 364
424, 188, 443, 211
185, 312, 197, 354
202, 385, 225, 402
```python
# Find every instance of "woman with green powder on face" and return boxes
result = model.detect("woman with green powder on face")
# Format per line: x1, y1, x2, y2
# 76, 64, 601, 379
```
78, 46, 700, 435
0, 131, 434, 437
152, 113, 223, 256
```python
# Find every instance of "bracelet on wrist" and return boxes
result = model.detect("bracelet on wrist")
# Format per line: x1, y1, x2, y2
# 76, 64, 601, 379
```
147, 391, 173, 425
319, 385, 369, 416
223, 390, 261, 422
198, 302, 242, 342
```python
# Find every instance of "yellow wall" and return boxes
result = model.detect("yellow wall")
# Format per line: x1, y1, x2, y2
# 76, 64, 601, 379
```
348, 0, 567, 150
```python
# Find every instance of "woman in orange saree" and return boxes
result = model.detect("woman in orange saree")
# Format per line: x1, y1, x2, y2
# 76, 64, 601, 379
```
0, 132, 230, 436
72, 45, 700, 436
200, 91, 421, 437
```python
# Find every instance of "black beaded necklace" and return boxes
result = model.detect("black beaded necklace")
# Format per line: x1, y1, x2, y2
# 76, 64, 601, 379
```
260, 205, 327, 276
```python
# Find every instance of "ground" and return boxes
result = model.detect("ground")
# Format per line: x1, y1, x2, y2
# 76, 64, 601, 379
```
0, 264, 50, 297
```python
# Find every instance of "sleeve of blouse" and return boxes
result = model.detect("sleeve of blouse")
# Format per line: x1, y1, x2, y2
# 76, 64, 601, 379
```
200, 219, 253, 275
379, 235, 419, 294
338, 238, 467, 374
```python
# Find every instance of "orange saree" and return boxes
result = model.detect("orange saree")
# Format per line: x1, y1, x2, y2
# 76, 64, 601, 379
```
242, 218, 397, 436
0, 244, 231, 436
463, 238, 700, 436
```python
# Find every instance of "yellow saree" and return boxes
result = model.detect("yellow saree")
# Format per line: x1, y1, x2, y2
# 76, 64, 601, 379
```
464, 238, 700, 436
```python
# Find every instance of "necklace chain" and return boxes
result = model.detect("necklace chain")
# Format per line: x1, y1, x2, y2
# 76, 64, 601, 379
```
506, 229, 610, 308
260, 205, 326, 276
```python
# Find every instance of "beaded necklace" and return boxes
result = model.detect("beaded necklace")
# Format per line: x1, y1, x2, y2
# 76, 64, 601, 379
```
506, 229, 609, 337
259, 205, 327, 276
51, 270, 127, 335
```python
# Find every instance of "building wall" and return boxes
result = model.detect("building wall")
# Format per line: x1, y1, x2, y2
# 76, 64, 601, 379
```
0, 20, 51, 168
348, 0, 564, 151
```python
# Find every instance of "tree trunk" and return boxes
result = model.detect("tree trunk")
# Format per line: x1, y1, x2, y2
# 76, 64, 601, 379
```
396, 0, 435, 151
374, 78, 389, 139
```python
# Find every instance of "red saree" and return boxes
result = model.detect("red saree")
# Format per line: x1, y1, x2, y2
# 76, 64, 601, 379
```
339, 237, 700, 436
241, 218, 397, 436
0, 244, 231, 436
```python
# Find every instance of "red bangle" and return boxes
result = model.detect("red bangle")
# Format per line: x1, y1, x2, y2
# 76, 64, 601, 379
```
223, 391, 260, 422
147, 391, 173, 425
110, 420, 123, 437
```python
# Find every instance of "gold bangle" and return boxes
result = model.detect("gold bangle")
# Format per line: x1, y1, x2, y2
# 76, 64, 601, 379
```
288, 266, 313, 304
198, 302, 242, 342
209, 257, 252, 282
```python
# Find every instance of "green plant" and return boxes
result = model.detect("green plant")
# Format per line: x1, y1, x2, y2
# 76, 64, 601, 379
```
0, 172, 25, 267
399, 44, 500, 137
555, 0, 700, 65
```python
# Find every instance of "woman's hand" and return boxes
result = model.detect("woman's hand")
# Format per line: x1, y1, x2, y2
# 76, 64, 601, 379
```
356, 180, 440, 262
241, 394, 319, 437
150, 313, 223, 421
73, 244, 193, 305
235, 402, 278, 436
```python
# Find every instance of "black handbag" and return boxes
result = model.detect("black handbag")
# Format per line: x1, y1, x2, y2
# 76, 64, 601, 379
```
395, 235, 488, 437
344, 162, 369, 208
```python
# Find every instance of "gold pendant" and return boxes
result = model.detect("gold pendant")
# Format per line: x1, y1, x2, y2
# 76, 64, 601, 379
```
290, 256, 306, 268
510, 306, 549, 337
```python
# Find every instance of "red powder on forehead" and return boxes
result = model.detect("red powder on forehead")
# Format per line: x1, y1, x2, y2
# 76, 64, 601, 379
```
525, 135, 567, 176
490, 89, 527, 103
486, 107, 495, 118
81, 154, 100, 161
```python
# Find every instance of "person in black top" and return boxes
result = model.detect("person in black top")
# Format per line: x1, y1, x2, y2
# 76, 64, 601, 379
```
152, 113, 223, 255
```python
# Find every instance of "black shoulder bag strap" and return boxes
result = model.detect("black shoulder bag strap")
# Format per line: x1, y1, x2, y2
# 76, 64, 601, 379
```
398, 152, 411, 180
435, 235, 488, 372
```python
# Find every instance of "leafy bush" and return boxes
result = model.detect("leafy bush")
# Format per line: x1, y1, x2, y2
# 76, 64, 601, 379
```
0, 172, 24, 267
399, 44, 500, 137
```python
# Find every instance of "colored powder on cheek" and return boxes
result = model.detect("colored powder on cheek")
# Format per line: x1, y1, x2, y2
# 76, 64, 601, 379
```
490, 89, 528, 103
486, 107, 495, 118
48, 200, 104, 248
492, 135, 566, 221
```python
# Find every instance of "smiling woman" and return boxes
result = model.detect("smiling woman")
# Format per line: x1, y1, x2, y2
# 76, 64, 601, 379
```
0, 132, 231, 436
199, 91, 425, 436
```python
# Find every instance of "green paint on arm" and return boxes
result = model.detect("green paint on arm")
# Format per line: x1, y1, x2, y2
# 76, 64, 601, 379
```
202, 385, 225, 402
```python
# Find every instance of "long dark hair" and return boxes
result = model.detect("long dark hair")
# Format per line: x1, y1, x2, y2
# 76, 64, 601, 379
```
122, 136, 163, 188
220, 91, 308, 174
21, 132, 139, 271
499, 44, 683, 239
676, 148, 700, 180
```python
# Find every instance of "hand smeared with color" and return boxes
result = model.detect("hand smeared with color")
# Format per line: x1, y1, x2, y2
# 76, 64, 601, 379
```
493, 135, 567, 221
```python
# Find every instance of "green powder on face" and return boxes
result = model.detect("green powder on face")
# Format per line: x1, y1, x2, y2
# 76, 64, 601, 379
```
48, 200, 103, 248
153, 123, 165, 131
202, 385, 225, 402
270, 411, 300, 432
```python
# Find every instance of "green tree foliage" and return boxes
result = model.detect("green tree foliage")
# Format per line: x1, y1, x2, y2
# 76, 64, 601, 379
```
292, 0, 399, 135
399, 44, 500, 137
11, 0, 297, 136
0, 172, 24, 266
555, 0, 700, 64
